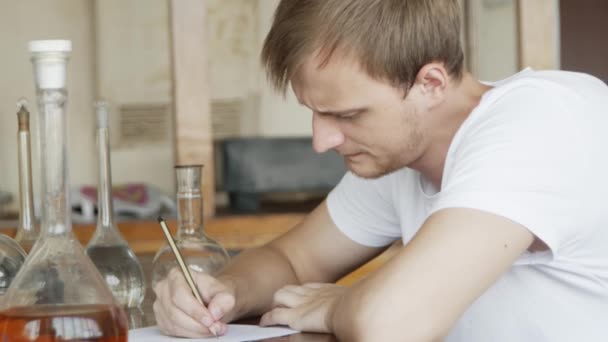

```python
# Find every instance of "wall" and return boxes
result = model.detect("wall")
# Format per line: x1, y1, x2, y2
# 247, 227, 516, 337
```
0, 0, 97, 212
0, 0, 311, 213
0, 0, 522, 213
467, 0, 519, 81
95, 0, 175, 195
256, 0, 312, 137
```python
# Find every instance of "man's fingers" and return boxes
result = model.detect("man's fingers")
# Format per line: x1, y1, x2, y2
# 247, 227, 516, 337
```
153, 267, 237, 337
194, 271, 223, 302
259, 307, 293, 327
208, 291, 236, 321
154, 301, 172, 336
272, 286, 307, 308
191, 272, 237, 322
165, 302, 216, 338
281, 284, 312, 296
153, 300, 213, 338
166, 269, 215, 326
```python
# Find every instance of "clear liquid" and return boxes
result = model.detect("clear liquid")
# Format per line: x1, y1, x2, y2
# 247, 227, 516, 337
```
0, 304, 127, 341
86, 245, 145, 308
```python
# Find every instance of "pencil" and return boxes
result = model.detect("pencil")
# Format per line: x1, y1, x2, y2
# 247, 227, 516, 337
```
157, 216, 219, 337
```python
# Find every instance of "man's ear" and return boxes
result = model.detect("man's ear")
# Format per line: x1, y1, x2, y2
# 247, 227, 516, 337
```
414, 63, 449, 107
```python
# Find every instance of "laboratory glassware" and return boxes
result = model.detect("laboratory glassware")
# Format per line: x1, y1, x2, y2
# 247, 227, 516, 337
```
14, 99, 40, 253
0, 235, 26, 297
0, 40, 128, 342
85, 100, 146, 309
151, 165, 230, 287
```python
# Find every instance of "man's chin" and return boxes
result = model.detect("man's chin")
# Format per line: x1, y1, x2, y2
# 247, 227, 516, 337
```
347, 164, 391, 180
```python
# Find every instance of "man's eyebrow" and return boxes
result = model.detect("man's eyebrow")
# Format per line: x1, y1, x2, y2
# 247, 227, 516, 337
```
295, 99, 365, 116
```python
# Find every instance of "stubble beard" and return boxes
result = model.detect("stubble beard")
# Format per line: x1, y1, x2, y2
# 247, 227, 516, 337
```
346, 127, 424, 180
345, 149, 413, 179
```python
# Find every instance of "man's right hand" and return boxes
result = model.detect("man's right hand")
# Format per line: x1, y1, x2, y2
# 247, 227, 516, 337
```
152, 267, 237, 338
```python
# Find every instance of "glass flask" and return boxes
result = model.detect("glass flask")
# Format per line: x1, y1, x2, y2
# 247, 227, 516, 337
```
124, 306, 147, 330
0, 234, 26, 297
14, 99, 40, 254
0, 40, 128, 341
151, 165, 230, 287
85, 100, 146, 309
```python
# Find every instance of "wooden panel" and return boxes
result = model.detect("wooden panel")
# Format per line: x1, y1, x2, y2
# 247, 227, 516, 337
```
0, 214, 305, 254
170, 0, 215, 216
560, 0, 608, 82
517, 0, 559, 69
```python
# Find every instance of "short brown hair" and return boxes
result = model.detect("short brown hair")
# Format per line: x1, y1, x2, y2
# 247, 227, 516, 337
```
261, 0, 464, 93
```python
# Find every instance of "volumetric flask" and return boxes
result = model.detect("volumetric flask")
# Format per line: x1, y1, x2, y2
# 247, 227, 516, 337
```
85, 101, 146, 309
151, 165, 230, 287
14, 99, 40, 254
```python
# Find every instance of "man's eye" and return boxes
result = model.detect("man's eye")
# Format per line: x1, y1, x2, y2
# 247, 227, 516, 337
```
338, 112, 359, 120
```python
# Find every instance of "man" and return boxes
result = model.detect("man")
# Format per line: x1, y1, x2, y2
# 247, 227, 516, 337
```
153, 0, 608, 340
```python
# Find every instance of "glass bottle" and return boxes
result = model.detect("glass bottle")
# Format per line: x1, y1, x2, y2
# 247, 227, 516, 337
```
151, 165, 230, 287
14, 99, 40, 254
85, 100, 146, 309
0, 40, 128, 341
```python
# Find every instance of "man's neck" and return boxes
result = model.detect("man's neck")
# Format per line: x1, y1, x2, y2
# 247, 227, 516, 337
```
411, 73, 492, 189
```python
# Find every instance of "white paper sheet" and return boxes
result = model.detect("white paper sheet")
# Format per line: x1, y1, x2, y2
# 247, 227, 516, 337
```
129, 325, 299, 342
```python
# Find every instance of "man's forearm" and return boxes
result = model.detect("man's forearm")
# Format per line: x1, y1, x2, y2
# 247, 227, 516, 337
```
218, 245, 300, 320
331, 282, 439, 342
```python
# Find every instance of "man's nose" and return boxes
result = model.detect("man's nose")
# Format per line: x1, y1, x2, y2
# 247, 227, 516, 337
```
312, 112, 345, 153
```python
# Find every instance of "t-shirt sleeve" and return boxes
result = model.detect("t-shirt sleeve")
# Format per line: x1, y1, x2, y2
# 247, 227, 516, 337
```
431, 85, 593, 258
326, 171, 402, 247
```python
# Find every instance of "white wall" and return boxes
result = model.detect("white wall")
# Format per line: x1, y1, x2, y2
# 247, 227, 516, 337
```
467, 0, 519, 81
0, 0, 312, 213
0, 0, 97, 212
0, 0, 522, 213
257, 0, 312, 137
95, 0, 175, 195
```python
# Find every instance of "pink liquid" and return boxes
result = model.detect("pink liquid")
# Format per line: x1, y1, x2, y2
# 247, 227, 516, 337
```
0, 304, 128, 342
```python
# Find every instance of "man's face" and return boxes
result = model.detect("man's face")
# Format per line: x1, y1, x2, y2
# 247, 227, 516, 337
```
291, 54, 429, 179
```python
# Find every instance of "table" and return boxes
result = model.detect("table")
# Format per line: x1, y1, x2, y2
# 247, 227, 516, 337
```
1, 215, 394, 341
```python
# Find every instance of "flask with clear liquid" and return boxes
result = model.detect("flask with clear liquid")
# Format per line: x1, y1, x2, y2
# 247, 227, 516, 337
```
0, 40, 128, 341
14, 99, 40, 254
85, 100, 146, 309
151, 165, 230, 287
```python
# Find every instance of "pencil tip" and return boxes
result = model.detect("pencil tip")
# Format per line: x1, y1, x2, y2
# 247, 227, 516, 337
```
157, 216, 164, 223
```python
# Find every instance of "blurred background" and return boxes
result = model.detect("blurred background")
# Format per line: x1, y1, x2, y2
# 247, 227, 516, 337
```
0, 0, 606, 225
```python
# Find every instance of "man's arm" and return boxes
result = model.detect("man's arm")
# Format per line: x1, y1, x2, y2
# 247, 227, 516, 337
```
331, 207, 534, 341
219, 200, 387, 320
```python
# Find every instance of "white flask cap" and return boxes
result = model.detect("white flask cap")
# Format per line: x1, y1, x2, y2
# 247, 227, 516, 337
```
28, 40, 72, 53
28, 40, 72, 89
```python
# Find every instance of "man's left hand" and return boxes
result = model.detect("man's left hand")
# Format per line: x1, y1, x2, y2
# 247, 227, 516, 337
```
259, 283, 345, 332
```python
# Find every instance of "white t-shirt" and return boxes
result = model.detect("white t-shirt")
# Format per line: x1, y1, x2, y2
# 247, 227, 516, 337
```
327, 69, 608, 341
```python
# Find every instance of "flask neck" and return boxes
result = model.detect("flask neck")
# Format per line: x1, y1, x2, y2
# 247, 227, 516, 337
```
36, 89, 73, 237
175, 166, 206, 240
17, 119, 37, 235
176, 193, 206, 239
96, 126, 115, 229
